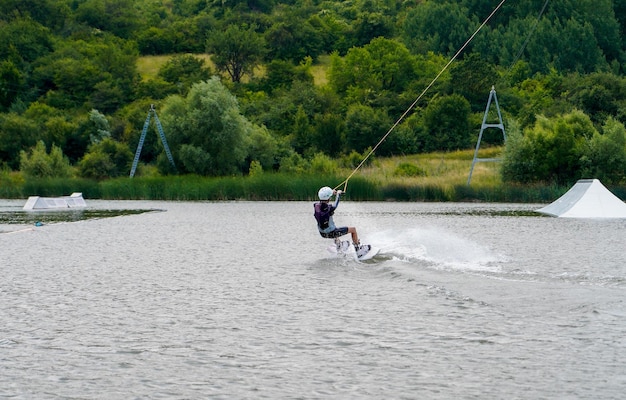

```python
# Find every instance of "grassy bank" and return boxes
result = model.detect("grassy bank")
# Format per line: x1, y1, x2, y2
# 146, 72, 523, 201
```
2, 149, 624, 202
0, 173, 571, 202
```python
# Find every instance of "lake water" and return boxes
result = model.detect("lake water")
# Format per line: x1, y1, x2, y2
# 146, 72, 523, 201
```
1, 200, 625, 399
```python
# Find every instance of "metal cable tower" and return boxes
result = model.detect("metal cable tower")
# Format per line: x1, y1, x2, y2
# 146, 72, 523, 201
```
130, 105, 176, 177
467, 86, 506, 185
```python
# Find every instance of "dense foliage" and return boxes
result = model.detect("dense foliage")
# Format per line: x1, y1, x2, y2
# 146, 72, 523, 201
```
1, 0, 626, 185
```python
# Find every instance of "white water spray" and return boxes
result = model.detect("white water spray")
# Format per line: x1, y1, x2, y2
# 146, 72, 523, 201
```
366, 227, 503, 271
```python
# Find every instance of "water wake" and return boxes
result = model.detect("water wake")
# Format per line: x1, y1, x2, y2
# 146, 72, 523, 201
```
366, 228, 504, 272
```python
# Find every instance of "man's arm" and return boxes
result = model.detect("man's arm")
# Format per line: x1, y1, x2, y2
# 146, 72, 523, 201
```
332, 190, 342, 208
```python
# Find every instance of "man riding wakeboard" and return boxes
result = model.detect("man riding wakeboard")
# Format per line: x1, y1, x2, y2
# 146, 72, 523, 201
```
314, 186, 371, 258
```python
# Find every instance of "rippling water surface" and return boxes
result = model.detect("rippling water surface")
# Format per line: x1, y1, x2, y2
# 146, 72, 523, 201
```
1, 200, 625, 399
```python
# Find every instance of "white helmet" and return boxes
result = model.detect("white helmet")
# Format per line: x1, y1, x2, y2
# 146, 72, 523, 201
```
318, 186, 333, 200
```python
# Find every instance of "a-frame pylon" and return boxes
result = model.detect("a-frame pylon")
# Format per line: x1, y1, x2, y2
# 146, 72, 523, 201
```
130, 105, 176, 177
467, 86, 506, 185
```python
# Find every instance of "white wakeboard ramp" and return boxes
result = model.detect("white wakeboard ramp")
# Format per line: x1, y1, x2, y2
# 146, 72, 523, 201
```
23, 192, 86, 210
536, 179, 626, 218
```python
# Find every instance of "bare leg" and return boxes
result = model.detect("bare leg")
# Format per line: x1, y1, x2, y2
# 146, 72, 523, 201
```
347, 227, 359, 245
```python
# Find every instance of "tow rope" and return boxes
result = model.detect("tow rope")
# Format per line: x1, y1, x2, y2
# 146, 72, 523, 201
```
335, 0, 509, 193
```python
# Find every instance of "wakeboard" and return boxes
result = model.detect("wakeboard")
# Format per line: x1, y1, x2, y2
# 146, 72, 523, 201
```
327, 242, 380, 261
356, 245, 380, 261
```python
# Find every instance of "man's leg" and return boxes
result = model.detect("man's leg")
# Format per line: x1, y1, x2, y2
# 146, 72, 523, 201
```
348, 227, 359, 246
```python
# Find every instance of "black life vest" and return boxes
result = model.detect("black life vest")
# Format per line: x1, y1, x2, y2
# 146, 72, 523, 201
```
314, 202, 334, 230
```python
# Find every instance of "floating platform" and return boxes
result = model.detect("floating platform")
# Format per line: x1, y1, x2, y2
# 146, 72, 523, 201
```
23, 192, 87, 210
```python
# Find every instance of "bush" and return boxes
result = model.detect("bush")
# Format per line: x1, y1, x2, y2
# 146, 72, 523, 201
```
0, 169, 25, 197
341, 149, 373, 169
78, 138, 133, 179
310, 152, 337, 175
393, 162, 426, 177
20, 140, 72, 178
249, 160, 263, 176
278, 151, 309, 174
502, 111, 603, 185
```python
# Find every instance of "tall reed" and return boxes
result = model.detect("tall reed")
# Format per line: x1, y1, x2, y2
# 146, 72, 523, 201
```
2, 172, 622, 203
21, 178, 101, 198
99, 174, 347, 201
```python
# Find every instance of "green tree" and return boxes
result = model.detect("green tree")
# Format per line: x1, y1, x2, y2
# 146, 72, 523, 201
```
20, 140, 72, 178
526, 17, 606, 74
171, 0, 208, 17
22, 102, 78, 152
292, 105, 315, 155
573, 0, 623, 66
216, 0, 276, 14
74, 0, 142, 39
0, 60, 22, 109
580, 118, 626, 184
158, 54, 212, 94
313, 112, 345, 157
31, 36, 139, 111
401, 2, 476, 56
0, 17, 54, 63
206, 24, 266, 83
500, 121, 536, 184
248, 80, 329, 137
382, 113, 421, 156
0, 0, 69, 30
449, 53, 498, 111
78, 151, 116, 180
159, 77, 255, 175
264, 10, 324, 62
421, 94, 472, 152
616, 3, 626, 59
168, 16, 214, 53
310, 152, 337, 175
133, 7, 213, 54
0, 113, 38, 169
329, 38, 417, 111
135, 27, 175, 55
259, 59, 314, 93
310, 9, 355, 55
352, 11, 394, 47
88, 109, 112, 144
473, 0, 623, 74
510, 71, 566, 129
78, 138, 133, 179
248, 126, 280, 171
502, 111, 595, 184
344, 104, 392, 154
278, 150, 308, 174
59, 114, 93, 164
563, 72, 626, 126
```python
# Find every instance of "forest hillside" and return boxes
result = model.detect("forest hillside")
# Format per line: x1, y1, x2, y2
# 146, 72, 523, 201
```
1, 0, 626, 186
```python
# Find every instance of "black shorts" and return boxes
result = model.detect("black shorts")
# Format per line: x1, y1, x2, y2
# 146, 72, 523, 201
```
319, 227, 349, 239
